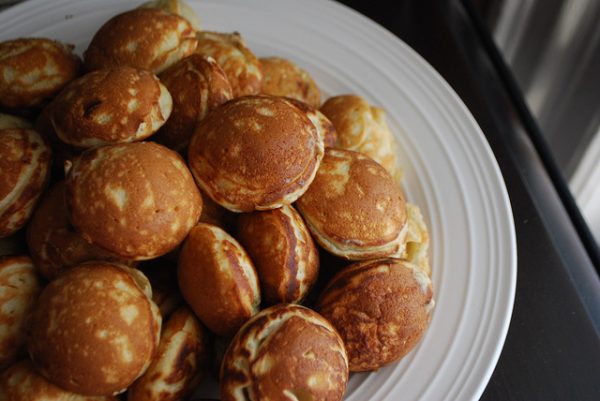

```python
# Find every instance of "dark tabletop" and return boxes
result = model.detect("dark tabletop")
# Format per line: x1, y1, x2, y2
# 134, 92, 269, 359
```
335, 0, 600, 400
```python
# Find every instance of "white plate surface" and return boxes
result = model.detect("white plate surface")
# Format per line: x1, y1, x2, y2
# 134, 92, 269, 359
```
0, 1, 517, 400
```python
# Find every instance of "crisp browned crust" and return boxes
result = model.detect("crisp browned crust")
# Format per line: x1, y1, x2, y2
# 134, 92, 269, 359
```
220, 304, 348, 401
317, 259, 434, 371
84, 8, 197, 74
49, 67, 172, 148
320, 94, 400, 178
26, 182, 125, 280
178, 223, 260, 337
65, 142, 202, 260
0, 127, 51, 238
139, 0, 201, 31
286, 97, 337, 147
0, 38, 81, 110
26, 263, 161, 396
0, 359, 117, 401
127, 306, 209, 401
0, 256, 42, 369
188, 95, 324, 212
195, 32, 262, 97
296, 148, 407, 260
236, 205, 319, 305
260, 57, 320, 108
156, 54, 232, 151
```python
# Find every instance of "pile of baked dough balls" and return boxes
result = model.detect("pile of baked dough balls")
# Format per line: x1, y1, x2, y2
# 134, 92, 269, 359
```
0, 0, 434, 399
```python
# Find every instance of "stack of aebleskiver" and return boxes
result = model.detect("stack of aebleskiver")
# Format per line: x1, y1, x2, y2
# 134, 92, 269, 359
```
0, 1, 433, 400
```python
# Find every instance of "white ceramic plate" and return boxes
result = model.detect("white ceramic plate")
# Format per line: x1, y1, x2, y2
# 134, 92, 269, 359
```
0, 0, 517, 400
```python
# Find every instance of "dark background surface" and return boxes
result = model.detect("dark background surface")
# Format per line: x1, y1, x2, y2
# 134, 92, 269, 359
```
335, 0, 600, 400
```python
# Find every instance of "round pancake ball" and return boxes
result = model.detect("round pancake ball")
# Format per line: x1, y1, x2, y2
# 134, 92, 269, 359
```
0, 359, 117, 401
0, 126, 51, 238
26, 263, 162, 396
236, 205, 319, 305
220, 304, 348, 401
156, 54, 232, 151
317, 259, 434, 371
26, 182, 126, 280
320, 94, 401, 179
0, 38, 80, 110
260, 57, 320, 108
84, 8, 197, 74
178, 223, 260, 337
65, 142, 202, 260
0, 256, 42, 369
296, 148, 407, 260
188, 95, 324, 212
139, 0, 201, 31
49, 67, 172, 148
195, 31, 262, 97
128, 306, 209, 401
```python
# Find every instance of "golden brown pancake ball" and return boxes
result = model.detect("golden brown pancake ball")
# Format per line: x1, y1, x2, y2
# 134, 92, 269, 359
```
84, 8, 197, 74
317, 259, 434, 371
156, 54, 232, 151
0, 359, 117, 401
260, 57, 321, 108
0, 256, 42, 369
139, 0, 201, 31
26, 262, 162, 396
0, 38, 80, 110
188, 95, 324, 212
128, 306, 209, 401
236, 205, 319, 305
195, 31, 262, 97
0, 126, 51, 238
320, 94, 401, 179
296, 148, 407, 260
26, 182, 125, 280
178, 223, 260, 337
286, 97, 337, 147
49, 67, 172, 148
65, 142, 202, 260
220, 304, 348, 401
